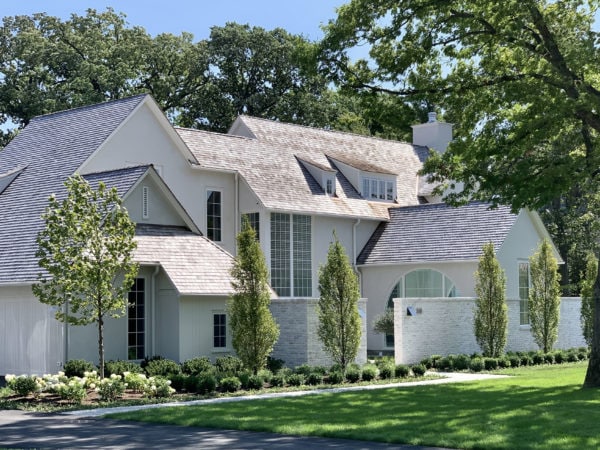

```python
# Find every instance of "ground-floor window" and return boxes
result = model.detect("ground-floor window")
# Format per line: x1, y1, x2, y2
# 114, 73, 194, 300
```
128, 278, 145, 360
213, 313, 226, 348
519, 262, 530, 325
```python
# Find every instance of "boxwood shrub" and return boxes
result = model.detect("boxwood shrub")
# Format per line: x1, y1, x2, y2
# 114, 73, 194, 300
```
411, 364, 427, 377
395, 364, 410, 378
220, 376, 242, 392
64, 359, 96, 378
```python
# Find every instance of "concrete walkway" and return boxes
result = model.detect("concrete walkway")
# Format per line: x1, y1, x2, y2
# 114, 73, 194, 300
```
1, 372, 507, 449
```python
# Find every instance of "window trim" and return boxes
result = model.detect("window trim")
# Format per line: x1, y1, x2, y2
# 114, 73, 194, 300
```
361, 176, 395, 202
206, 188, 223, 242
518, 261, 531, 326
127, 277, 146, 361
213, 312, 227, 350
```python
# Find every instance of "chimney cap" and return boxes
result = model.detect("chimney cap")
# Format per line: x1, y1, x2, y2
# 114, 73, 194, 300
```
427, 112, 437, 123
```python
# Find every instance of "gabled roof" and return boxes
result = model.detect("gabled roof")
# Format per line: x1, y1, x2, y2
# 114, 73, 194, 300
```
357, 202, 517, 265
0, 95, 147, 285
177, 116, 429, 220
134, 225, 234, 295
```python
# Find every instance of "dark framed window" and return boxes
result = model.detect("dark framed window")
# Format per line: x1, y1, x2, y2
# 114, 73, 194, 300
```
207, 190, 222, 241
213, 313, 226, 348
128, 278, 145, 360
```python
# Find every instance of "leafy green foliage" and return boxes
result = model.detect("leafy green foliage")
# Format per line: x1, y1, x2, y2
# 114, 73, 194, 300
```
317, 233, 362, 372
372, 308, 394, 336
63, 359, 97, 378
144, 359, 181, 377
219, 376, 242, 393
104, 360, 143, 377
581, 252, 598, 347
229, 220, 280, 374
33, 174, 138, 377
215, 355, 244, 377
529, 240, 562, 353
410, 364, 426, 377
473, 243, 508, 358
181, 357, 214, 376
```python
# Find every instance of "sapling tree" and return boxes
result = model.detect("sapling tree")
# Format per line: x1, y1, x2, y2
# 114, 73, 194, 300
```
473, 242, 508, 358
34, 174, 138, 378
229, 219, 280, 374
529, 239, 562, 353
317, 232, 362, 372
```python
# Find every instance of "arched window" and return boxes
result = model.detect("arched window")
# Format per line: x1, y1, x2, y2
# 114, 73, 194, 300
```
384, 269, 457, 347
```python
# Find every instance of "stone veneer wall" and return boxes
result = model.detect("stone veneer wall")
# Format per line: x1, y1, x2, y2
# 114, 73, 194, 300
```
270, 298, 367, 368
393, 297, 586, 364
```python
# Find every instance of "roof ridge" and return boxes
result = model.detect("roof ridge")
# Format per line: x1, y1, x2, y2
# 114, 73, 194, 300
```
238, 115, 416, 146
29, 94, 148, 122
175, 126, 253, 141
80, 164, 151, 178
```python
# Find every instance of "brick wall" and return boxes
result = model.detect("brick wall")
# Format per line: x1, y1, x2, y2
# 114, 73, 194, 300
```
270, 298, 367, 368
393, 297, 586, 364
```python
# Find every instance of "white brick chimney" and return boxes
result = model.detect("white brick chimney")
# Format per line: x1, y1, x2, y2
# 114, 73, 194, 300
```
411, 112, 453, 153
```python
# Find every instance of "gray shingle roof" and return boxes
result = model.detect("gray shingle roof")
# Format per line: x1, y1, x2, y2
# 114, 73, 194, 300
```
0, 95, 147, 285
357, 202, 517, 265
83, 165, 151, 198
177, 116, 429, 220
134, 225, 234, 295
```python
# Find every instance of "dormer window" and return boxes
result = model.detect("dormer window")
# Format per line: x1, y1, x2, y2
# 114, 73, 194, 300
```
325, 177, 335, 196
362, 176, 395, 202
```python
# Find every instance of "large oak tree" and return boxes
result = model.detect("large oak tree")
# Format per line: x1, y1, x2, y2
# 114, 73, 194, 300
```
322, 0, 600, 386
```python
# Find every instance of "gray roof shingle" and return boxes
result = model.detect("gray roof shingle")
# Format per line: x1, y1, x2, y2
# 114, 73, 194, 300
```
177, 116, 429, 220
0, 95, 147, 285
357, 202, 517, 265
134, 224, 234, 295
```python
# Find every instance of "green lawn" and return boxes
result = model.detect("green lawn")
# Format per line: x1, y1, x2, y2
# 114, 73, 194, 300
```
108, 363, 600, 449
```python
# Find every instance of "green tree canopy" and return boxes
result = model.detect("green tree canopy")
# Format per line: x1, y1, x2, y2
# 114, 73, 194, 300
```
317, 232, 362, 372
228, 220, 280, 374
474, 242, 508, 358
322, 0, 600, 387
33, 174, 138, 378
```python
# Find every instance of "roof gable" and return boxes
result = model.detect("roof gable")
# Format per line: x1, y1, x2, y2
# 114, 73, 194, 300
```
0, 95, 146, 285
357, 202, 518, 265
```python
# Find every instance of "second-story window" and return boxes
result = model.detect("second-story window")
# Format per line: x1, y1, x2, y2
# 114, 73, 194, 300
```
362, 177, 395, 201
207, 190, 222, 241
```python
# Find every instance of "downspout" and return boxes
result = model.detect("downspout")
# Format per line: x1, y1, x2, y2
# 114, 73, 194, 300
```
64, 300, 69, 367
234, 172, 239, 254
352, 219, 362, 294
151, 264, 160, 356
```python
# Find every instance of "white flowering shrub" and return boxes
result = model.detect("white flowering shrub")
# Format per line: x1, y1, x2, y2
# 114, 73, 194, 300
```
143, 376, 175, 398
95, 374, 126, 401
53, 377, 87, 403
123, 372, 147, 393
5, 375, 40, 397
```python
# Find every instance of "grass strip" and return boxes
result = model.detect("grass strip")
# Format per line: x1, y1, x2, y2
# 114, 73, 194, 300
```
107, 363, 600, 449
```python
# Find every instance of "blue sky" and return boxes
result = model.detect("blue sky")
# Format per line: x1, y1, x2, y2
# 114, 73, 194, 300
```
1, 0, 346, 40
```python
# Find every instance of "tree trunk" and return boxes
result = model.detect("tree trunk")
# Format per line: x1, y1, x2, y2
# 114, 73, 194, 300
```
583, 265, 600, 387
98, 315, 105, 379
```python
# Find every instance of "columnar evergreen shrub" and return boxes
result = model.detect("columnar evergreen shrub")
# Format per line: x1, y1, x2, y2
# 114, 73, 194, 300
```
529, 239, 562, 353
580, 252, 597, 347
473, 242, 508, 358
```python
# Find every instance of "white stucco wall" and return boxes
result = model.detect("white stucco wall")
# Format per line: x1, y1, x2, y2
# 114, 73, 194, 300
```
0, 286, 64, 375
360, 261, 478, 353
178, 295, 231, 362
393, 297, 586, 364
80, 103, 237, 254
124, 176, 187, 227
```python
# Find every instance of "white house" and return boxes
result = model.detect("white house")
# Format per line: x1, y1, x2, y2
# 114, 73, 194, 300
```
0, 95, 585, 374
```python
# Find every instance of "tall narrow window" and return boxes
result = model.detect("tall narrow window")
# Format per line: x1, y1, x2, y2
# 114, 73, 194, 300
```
142, 186, 149, 219
293, 215, 312, 297
519, 262, 530, 325
128, 278, 145, 360
270, 213, 312, 297
207, 190, 222, 241
242, 212, 260, 241
326, 178, 334, 195
213, 313, 226, 348
270, 213, 291, 296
